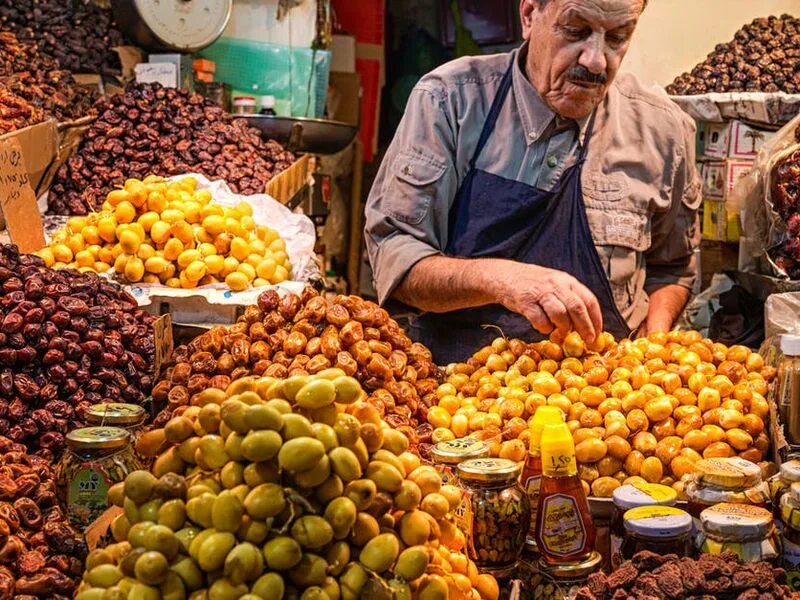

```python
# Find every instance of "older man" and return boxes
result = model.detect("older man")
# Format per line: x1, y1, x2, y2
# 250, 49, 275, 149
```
365, 0, 701, 363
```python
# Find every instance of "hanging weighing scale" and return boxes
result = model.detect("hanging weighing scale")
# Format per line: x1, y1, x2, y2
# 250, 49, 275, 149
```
110, 0, 232, 53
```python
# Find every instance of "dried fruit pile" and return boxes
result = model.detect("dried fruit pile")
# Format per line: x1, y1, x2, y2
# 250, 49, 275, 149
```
667, 14, 800, 94
0, 0, 126, 75
0, 31, 95, 133
0, 244, 155, 458
152, 288, 440, 447
0, 436, 87, 600
574, 550, 800, 599
48, 83, 296, 215
77, 372, 498, 600
770, 146, 800, 278
428, 331, 773, 497
38, 176, 293, 290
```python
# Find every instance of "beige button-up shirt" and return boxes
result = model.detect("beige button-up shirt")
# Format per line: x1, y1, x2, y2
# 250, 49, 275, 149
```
365, 46, 701, 331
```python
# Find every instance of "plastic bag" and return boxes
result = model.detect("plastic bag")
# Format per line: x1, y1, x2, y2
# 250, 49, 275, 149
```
764, 292, 800, 340
732, 111, 800, 277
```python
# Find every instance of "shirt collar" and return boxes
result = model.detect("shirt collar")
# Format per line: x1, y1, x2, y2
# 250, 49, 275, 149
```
511, 44, 592, 147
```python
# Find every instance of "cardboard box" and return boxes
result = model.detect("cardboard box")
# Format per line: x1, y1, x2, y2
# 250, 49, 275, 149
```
0, 120, 59, 196
702, 198, 727, 241
701, 159, 754, 200
331, 35, 356, 73
266, 154, 312, 205
700, 119, 777, 160
328, 71, 361, 126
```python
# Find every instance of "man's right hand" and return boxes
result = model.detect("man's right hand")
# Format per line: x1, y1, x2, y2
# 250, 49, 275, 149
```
495, 262, 603, 343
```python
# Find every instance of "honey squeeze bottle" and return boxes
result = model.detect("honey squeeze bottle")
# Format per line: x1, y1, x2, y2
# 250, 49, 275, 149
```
520, 405, 564, 551
535, 422, 597, 563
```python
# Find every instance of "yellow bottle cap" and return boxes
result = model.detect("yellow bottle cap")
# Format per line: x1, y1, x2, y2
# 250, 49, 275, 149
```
529, 405, 565, 455
540, 423, 577, 476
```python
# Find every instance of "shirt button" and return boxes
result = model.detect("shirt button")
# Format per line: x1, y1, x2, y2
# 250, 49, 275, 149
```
546, 156, 558, 168
403, 165, 413, 175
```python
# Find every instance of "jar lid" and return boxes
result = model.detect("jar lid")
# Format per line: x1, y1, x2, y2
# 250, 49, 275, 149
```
781, 460, 800, 483
85, 403, 146, 426
457, 458, 520, 483
612, 482, 677, 510
623, 506, 692, 538
791, 481, 800, 504
233, 96, 256, 105
699, 502, 773, 539
431, 438, 489, 465
67, 427, 130, 450
781, 334, 800, 356
538, 551, 602, 579
693, 457, 762, 489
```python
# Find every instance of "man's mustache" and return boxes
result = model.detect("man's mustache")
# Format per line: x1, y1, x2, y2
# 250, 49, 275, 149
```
566, 65, 607, 85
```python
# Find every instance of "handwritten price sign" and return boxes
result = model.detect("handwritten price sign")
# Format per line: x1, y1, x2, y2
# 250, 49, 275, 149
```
0, 138, 44, 252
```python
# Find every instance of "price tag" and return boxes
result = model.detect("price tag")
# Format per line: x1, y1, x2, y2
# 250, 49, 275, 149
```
0, 137, 45, 252
85, 506, 123, 551
153, 313, 174, 379
135, 62, 178, 88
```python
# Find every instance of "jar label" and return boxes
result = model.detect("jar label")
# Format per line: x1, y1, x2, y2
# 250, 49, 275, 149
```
524, 474, 541, 539
67, 467, 110, 529
434, 464, 455, 486
540, 493, 585, 556
453, 491, 472, 537
783, 535, 800, 590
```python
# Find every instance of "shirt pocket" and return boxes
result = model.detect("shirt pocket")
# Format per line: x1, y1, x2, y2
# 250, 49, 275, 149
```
387, 149, 448, 225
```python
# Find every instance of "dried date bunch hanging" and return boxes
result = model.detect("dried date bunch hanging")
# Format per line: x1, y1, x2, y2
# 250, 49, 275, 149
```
151, 287, 441, 449
667, 14, 800, 95
0, 0, 126, 75
0, 436, 87, 600
0, 244, 156, 458
771, 147, 800, 278
0, 32, 96, 133
48, 83, 296, 216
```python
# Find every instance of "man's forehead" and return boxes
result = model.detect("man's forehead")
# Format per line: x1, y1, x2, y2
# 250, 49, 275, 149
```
555, 0, 644, 25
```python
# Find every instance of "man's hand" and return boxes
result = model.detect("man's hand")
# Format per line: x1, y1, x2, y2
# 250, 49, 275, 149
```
645, 284, 690, 334
495, 262, 603, 343
395, 256, 603, 342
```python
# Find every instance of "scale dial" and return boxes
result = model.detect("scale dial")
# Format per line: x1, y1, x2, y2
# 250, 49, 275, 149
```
113, 0, 232, 52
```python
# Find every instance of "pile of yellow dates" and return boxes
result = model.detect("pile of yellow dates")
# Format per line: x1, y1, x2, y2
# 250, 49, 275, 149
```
75, 371, 498, 600
37, 176, 292, 291
427, 331, 774, 498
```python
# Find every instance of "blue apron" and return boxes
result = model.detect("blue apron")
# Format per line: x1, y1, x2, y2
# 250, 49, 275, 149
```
410, 60, 631, 364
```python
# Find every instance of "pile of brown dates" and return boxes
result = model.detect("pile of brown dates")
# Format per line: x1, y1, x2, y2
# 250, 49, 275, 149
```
48, 83, 296, 215
0, 244, 155, 458
771, 147, 800, 279
152, 287, 441, 447
0, 436, 86, 600
668, 14, 800, 94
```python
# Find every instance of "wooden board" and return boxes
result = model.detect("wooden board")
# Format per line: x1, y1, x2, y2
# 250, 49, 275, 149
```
266, 154, 311, 205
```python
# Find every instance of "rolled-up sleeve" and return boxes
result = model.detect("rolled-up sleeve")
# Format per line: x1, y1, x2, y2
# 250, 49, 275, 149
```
364, 82, 459, 304
644, 113, 702, 293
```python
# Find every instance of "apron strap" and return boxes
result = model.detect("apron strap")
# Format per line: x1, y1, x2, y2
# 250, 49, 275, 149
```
577, 107, 599, 162
468, 60, 514, 170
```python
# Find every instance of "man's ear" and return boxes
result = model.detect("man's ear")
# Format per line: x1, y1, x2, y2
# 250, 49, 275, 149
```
520, 0, 540, 40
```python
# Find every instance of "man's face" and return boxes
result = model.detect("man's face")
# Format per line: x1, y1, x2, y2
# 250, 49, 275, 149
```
521, 0, 643, 119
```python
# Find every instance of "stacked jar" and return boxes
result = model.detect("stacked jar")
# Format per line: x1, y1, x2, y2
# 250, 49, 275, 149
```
685, 457, 770, 518
770, 459, 800, 520
610, 483, 678, 569
698, 503, 779, 563
779, 481, 800, 587
621, 506, 694, 562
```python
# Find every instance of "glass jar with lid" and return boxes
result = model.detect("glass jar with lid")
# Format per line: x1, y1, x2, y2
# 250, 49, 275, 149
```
621, 506, 693, 562
431, 437, 489, 484
770, 459, 800, 515
610, 483, 678, 569
56, 426, 141, 529
85, 403, 147, 445
779, 482, 800, 588
698, 502, 779, 563
685, 457, 770, 518
457, 457, 530, 577
521, 552, 603, 600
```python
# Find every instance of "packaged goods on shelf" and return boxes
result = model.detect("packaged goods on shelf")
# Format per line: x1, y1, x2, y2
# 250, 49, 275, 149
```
76, 372, 499, 600
426, 331, 774, 498
0, 243, 156, 458
150, 287, 440, 448
47, 83, 297, 216
699, 120, 778, 161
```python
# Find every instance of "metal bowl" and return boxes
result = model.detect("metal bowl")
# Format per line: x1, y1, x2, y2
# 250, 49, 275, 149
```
240, 115, 359, 155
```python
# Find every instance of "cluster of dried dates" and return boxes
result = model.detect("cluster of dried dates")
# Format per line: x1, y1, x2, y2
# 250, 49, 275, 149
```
152, 287, 440, 448
0, 244, 155, 458
575, 550, 800, 600
668, 14, 800, 94
0, 0, 126, 75
48, 83, 296, 215
0, 436, 86, 600
0, 31, 95, 133
770, 145, 800, 278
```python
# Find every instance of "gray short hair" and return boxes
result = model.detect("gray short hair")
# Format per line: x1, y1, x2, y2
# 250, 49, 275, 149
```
532, 0, 648, 8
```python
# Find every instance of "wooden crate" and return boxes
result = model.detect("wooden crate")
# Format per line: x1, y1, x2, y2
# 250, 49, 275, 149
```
266, 154, 311, 205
